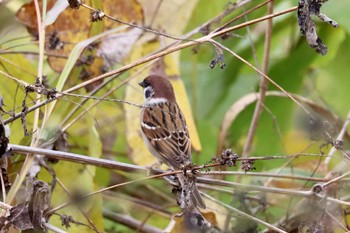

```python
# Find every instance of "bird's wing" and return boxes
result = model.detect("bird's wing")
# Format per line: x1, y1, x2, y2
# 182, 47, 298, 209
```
141, 103, 191, 169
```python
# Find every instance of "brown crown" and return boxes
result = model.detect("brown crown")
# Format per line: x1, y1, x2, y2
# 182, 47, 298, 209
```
140, 75, 176, 102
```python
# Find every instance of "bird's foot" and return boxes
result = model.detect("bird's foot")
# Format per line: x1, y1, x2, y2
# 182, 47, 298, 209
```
182, 163, 198, 178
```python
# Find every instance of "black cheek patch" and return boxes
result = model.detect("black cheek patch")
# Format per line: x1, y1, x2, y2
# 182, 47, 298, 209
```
145, 89, 152, 98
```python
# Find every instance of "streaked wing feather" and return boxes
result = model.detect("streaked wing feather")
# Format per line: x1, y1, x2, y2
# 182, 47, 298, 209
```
141, 103, 191, 169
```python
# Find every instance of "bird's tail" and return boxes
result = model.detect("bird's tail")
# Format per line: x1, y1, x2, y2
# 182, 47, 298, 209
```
179, 174, 206, 209
191, 182, 206, 209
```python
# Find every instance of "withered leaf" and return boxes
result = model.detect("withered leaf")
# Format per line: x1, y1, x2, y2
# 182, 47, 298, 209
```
0, 96, 4, 112
7, 203, 34, 231
0, 168, 10, 192
1, 180, 51, 232
0, 122, 10, 159
297, 0, 339, 55
16, 0, 144, 90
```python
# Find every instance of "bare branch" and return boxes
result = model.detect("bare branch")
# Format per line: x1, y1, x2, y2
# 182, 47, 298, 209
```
9, 144, 146, 173
201, 192, 287, 233
103, 209, 162, 233
324, 110, 350, 164
243, 0, 274, 157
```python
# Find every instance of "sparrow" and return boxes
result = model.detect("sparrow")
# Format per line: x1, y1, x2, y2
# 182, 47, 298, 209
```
139, 75, 206, 209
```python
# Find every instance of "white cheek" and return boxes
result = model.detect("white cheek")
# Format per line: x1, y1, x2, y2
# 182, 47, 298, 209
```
146, 97, 168, 105
142, 86, 168, 105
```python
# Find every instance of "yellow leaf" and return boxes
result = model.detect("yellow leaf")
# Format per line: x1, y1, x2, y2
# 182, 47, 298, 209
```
0, 54, 36, 144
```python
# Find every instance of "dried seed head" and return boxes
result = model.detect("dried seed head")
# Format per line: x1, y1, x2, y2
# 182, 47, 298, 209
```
241, 159, 256, 172
68, 0, 82, 9
220, 149, 238, 167
90, 10, 105, 22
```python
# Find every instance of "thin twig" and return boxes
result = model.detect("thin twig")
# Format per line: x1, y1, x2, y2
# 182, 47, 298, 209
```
325, 209, 349, 232
199, 171, 327, 182
55, 178, 100, 232
243, 0, 274, 157
198, 177, 350, 207
0, 56, 37, 77
4, 6, 298, 126
63, 7, 299, 95
10, 143, 330, 172
61, 61, 156, 131
211, 0, 272, 34
60, 85, 142, 132
209, 39, 313, 118
82, 3, 192, 42
32, 0, 45, 135
12, 141, 332, 166
103, 209, 162, 233
104, 191, 172, 218
60, 93, 143, 108
0, 50, 84, 60
202, 192, 287, 233
6, 0, 47, 205
0, 201, 11, 210
198, 177, 312, 197
42, 222, 67, 233
148, 0, 163, 27
217, 90, 350, 155
324, 110, 350, 164
322, 171, 350, 188
148, 0, 254, 54
59, 77, 124, 128
0, 69, 30, 87
46, 171, 179, 215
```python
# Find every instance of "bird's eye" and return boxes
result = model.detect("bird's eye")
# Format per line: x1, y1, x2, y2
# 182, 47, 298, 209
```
139, 80, 150, 88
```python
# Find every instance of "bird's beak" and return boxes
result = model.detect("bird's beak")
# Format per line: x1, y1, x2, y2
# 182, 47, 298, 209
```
139, 81, 146, 88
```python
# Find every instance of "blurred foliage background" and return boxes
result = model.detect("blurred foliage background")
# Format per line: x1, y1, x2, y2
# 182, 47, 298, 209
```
0, 0, 349, 232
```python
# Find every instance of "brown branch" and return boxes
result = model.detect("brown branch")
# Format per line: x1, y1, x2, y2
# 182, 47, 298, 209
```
46, 171, 179, 215
82, 3, 192, 42
324, 110, 350, 164
64, 6, 298, 95
3, 6, 298, 126
200, 171, 328, 182
103, 209, 162, 233
210, 40, 313, 119
201, 192, 287, 233
212, 0, 272, 34
55, 178, 100, 232
10, 143, 329, 174
10, 144, 146, 173
243, 0, 274, 157
104, 191, 172, 217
